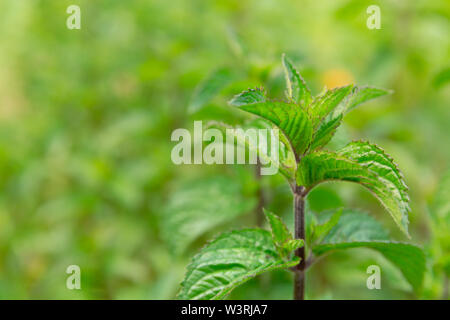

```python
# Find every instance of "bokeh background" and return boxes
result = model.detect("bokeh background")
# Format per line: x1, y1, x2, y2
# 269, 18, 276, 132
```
0, 0, 449, 299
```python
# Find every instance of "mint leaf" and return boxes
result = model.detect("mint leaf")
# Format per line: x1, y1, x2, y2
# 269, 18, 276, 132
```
296, 149, 409, 237
178, 229, 299, 300
206, 121, 295, 179
264, 209, 292, 245
232, 100, 313, 157
296, 144, 410, 237
281, 54, 312, 107
338, 141, 410, 236
296, 151, 372, 188
321, 209, 389, 243
313, 208, 343, 243
309, 86, 391, 150
312, 210, 425, 292
263, 209, 303, 257
310, 85, 353, 128
346, 86, 392, 112
282, 239, 304, 253
314, 241, 425, 292
309, 113, 343, 150
229, 87, 266, 106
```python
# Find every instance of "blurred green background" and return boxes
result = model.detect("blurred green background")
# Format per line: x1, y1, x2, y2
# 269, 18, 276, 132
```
0, 0, 448, 299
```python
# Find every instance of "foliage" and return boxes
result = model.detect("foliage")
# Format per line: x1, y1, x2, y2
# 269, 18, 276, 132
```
179, 55, 425, 299
0, 0, 447, 300
161, 175, 256, 255
311, 210, 425, 292
178, 227, 301, 300
229, 55, 407, 236
297, 141, 410, 236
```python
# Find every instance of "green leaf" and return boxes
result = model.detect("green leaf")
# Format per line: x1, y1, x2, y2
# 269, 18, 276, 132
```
161, 176, 256, 255
281, 54, 312, 106
308, 86, 391, 150
313, 210, 425, 292
345, 86, 392, 112
189, 67, 235, 113
296, 151, 371, 188
263, 209, 303, 257
232, 100, 313, 157
229, 87, 266, 106
264, 209, 292, 245
313, 208, 343, 242
178, 229, 299, 300
271, 123, 298, 175
338, 141, 410, 236
229, 90, 295, 170
321, 209, 389, 243
309, 113, 343, 150
206, 121, 295, 179
296, 143, 410, 237
305, 210, 318, 245
310, 85, 353, 128
282, 239, 304, 253
315, 242, 425, 292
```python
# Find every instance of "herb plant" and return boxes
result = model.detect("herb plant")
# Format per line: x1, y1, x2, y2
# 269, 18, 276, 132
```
178, 55, 425, 300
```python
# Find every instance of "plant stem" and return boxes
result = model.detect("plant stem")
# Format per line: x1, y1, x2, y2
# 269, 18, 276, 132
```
293, 185, 305, 300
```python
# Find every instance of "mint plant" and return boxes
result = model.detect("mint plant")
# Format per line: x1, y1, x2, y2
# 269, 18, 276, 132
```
178, 55, 425, 300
